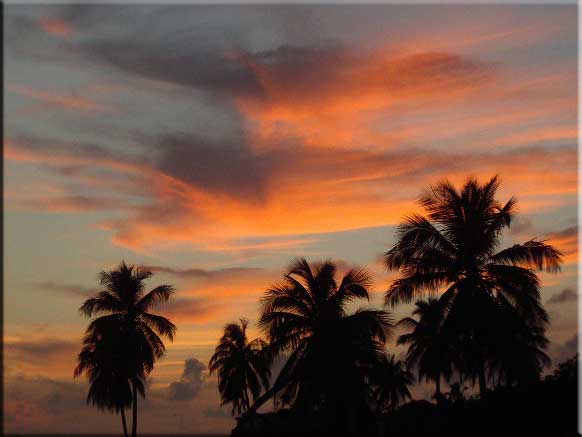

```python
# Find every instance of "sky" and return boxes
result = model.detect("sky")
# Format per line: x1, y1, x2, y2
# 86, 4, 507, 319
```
4, 4, 578, 434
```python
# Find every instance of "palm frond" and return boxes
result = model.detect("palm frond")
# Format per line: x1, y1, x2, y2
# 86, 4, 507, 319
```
137, 285, 175, 312
489, 240, 563, 272
140, 312, 176, 341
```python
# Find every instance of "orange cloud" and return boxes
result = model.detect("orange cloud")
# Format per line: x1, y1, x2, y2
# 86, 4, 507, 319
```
544, 226, 577, 265
39, 17, 73, 38
5, 337, 80, 380
5, 135, 576, 255
234, 48, 496, 150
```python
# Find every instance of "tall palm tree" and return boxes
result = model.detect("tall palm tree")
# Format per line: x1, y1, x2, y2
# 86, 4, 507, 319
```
209, 319, 272, 416
79, 261, 176, 437
74, 314, 139, 437
385, 176, 561, 394
246, 258, 393, 423
396, 298, 453, 400
373, 354, 414, 413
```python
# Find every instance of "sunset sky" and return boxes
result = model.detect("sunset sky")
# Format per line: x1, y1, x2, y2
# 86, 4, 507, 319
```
4, 4, 578, 434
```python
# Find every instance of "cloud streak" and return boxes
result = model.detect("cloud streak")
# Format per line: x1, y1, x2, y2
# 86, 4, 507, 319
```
547, 288, 577, 305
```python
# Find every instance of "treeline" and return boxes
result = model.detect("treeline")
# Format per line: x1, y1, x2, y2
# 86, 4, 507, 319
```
209, 177, 572, 435
73, 176, 574, 436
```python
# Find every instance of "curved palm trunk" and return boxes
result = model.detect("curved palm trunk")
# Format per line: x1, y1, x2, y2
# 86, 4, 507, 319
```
242, 385, 277, 418
239, 378, 286, 424
132, 381, 138, 437
121, 407, 128, 437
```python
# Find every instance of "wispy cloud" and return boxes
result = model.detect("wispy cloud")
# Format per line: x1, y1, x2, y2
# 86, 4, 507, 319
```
7, 84, 114, 114
35, 281, 96, 298
547, 287, 577, 305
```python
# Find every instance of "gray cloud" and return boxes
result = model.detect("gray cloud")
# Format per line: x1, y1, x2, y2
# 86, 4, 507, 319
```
84, 39, 264, 99
6, 338, 78, 362
18, 196, 130, 213
158, 297, 222, 322
155, 134, 275, 202
547, 288, 577, 305
545, 226, 577, 240
508, 216, 533, 235
147, 264, 262, 280
5, 372, 232, 433
35, 280, 96, 298
168, 358, 206, 401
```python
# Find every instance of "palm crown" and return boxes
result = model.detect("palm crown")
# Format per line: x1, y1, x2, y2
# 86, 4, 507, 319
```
77, 261, 175, 437
258, 258, 394, 411
397, 298, 453, 397
385, 176, 561, 392
80, 262, 176, 363
209, 319, 272, 416
372, 354, 414, 413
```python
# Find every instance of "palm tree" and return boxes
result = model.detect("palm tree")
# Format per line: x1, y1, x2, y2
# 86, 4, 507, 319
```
245, 258, 393, 424
79, 261, 176, 437
209, 319, 272, 416
487, 295, 550, 388
74, 314, 139, 437
396, 298, 453, 400
373, 354, 414, 413
385, 176, 561, 394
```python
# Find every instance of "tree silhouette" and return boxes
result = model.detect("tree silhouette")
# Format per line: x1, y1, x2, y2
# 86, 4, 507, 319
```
245, 258, 393, 423
396, 298, 453, 400
487, 296, 550, 388
74, 314, 140, 437
385, 176, 561, 394
209, 319, 272, 416
373, 354, 414, 413
78, 261, 175, 437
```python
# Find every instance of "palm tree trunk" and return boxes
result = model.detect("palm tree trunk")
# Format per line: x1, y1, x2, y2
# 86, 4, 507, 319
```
478, 365, 487, 395
121, 407, 128, 437
240, 381, 282, 422
132, 381, 138, 437
434, 374, 443, 406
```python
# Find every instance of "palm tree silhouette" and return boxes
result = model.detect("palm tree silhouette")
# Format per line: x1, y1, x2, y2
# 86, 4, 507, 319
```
245, 258, 393, 423
385, 176, 561, 394
487, 296, 550, 388
209, 319, 272, 416
373, 354, 414, 412
78, 261, 175, 437
74, 314, 140, 437
396, 298, 453, 401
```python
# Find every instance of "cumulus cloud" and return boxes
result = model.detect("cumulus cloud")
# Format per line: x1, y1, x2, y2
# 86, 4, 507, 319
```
547, 288, 578, 305
5, 372, 233, 434
168, 358, 206, 401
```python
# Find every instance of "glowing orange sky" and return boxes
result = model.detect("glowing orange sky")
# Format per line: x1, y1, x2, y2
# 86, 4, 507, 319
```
4, 4, 578, 434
